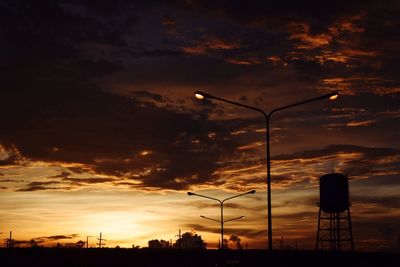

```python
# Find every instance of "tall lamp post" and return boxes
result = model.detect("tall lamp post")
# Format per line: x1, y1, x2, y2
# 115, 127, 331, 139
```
194, 91, 338, 250
187, 190, 256, 249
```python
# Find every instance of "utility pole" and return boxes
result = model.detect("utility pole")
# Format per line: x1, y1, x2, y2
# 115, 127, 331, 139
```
6, 231, 13, 248
86, 236, 94, 248
97, 232, 105, 248
175, 229, 182, 249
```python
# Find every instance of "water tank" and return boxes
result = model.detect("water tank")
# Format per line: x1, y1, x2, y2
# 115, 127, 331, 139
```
319, 173, 349, 212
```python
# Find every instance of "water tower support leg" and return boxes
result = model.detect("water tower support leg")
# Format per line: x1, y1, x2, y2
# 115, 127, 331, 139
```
337, 212, 341, 251
316, 207, 322, 250
347, 208, 354, 251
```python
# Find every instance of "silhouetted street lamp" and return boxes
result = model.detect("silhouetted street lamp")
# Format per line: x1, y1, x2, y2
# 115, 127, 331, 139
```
187, 190, 256, 249
195, 90, 338, 250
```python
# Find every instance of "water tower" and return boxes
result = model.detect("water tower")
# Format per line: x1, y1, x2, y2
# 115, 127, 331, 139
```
316, 173, 354, 251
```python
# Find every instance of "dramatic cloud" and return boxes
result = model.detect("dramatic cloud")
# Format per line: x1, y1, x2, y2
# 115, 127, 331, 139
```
17, 181, 62, 192
1, 0, 399, 193
214, 144, 400, 191
28, 234, 80, 246
0, 86, 241, 191
185, 223, 265, 240
41, 234, 77, 241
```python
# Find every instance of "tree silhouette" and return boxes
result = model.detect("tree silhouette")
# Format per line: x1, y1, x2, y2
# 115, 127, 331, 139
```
174, 232, 206, 249
148, 239, 170, 249
75, 240, 85, 248
30, 239, 40, 248
132, 244, 140, 249
228, 235, 243, 250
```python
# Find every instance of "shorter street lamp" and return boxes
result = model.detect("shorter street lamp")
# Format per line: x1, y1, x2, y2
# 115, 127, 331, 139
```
187, 190, 256, 249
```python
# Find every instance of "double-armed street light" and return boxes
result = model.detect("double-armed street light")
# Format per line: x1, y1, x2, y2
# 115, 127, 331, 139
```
194, 90, 338, 250
200, 215, 245, 248
200, 215, 245, 223
187, 190, 256, 249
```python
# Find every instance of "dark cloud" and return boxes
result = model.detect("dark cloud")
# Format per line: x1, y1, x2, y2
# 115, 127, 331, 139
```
273, 144, 400, 180
48, 171, 71, 179
185, 223, 265, 239
1, 81, 239, 191
0, 0, 241, 187
43, 235, 74, 240
130, 91, 165, 103
185, 224, 219, 235
274, 144, 399, 161
17, 181, 62, 192
227, 228, 267, 240
0, 179, 25, 183
2, 0, 399, 101
174, 0, 368, 27
63, 177, 116, 185
193, 202, 248, 210
352, 194, 400, 210
274, 211, 317, 220
0, 0, 398, 204
352, 175, 400, 186
32, 234, 79, 243
212, 143, 400, 191
0, 146, 21, 166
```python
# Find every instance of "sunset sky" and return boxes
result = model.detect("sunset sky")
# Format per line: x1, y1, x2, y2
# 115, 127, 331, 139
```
1, 0, 399, 251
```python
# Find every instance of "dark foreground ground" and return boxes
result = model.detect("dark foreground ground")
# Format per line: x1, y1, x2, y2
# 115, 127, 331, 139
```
0, 248, 399, 267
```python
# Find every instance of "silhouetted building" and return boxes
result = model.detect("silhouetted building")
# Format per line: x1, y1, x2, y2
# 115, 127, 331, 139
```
316, 173, 354, 251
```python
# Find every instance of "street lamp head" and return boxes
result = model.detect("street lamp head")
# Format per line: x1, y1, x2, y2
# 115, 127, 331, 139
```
187, 192, 194, 196
329, 94, 338, 100
195, 91, 205, 100
200, 215, 205, 218
195, 91, 213, 100
318, 92, 339, 101
240, 216, 245, 219
249, 190, 256, 194
327, 92, 339, 100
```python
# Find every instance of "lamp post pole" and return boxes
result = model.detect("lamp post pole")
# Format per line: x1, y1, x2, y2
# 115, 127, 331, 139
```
195, 91, 338, 250
188, 190, 256, 249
